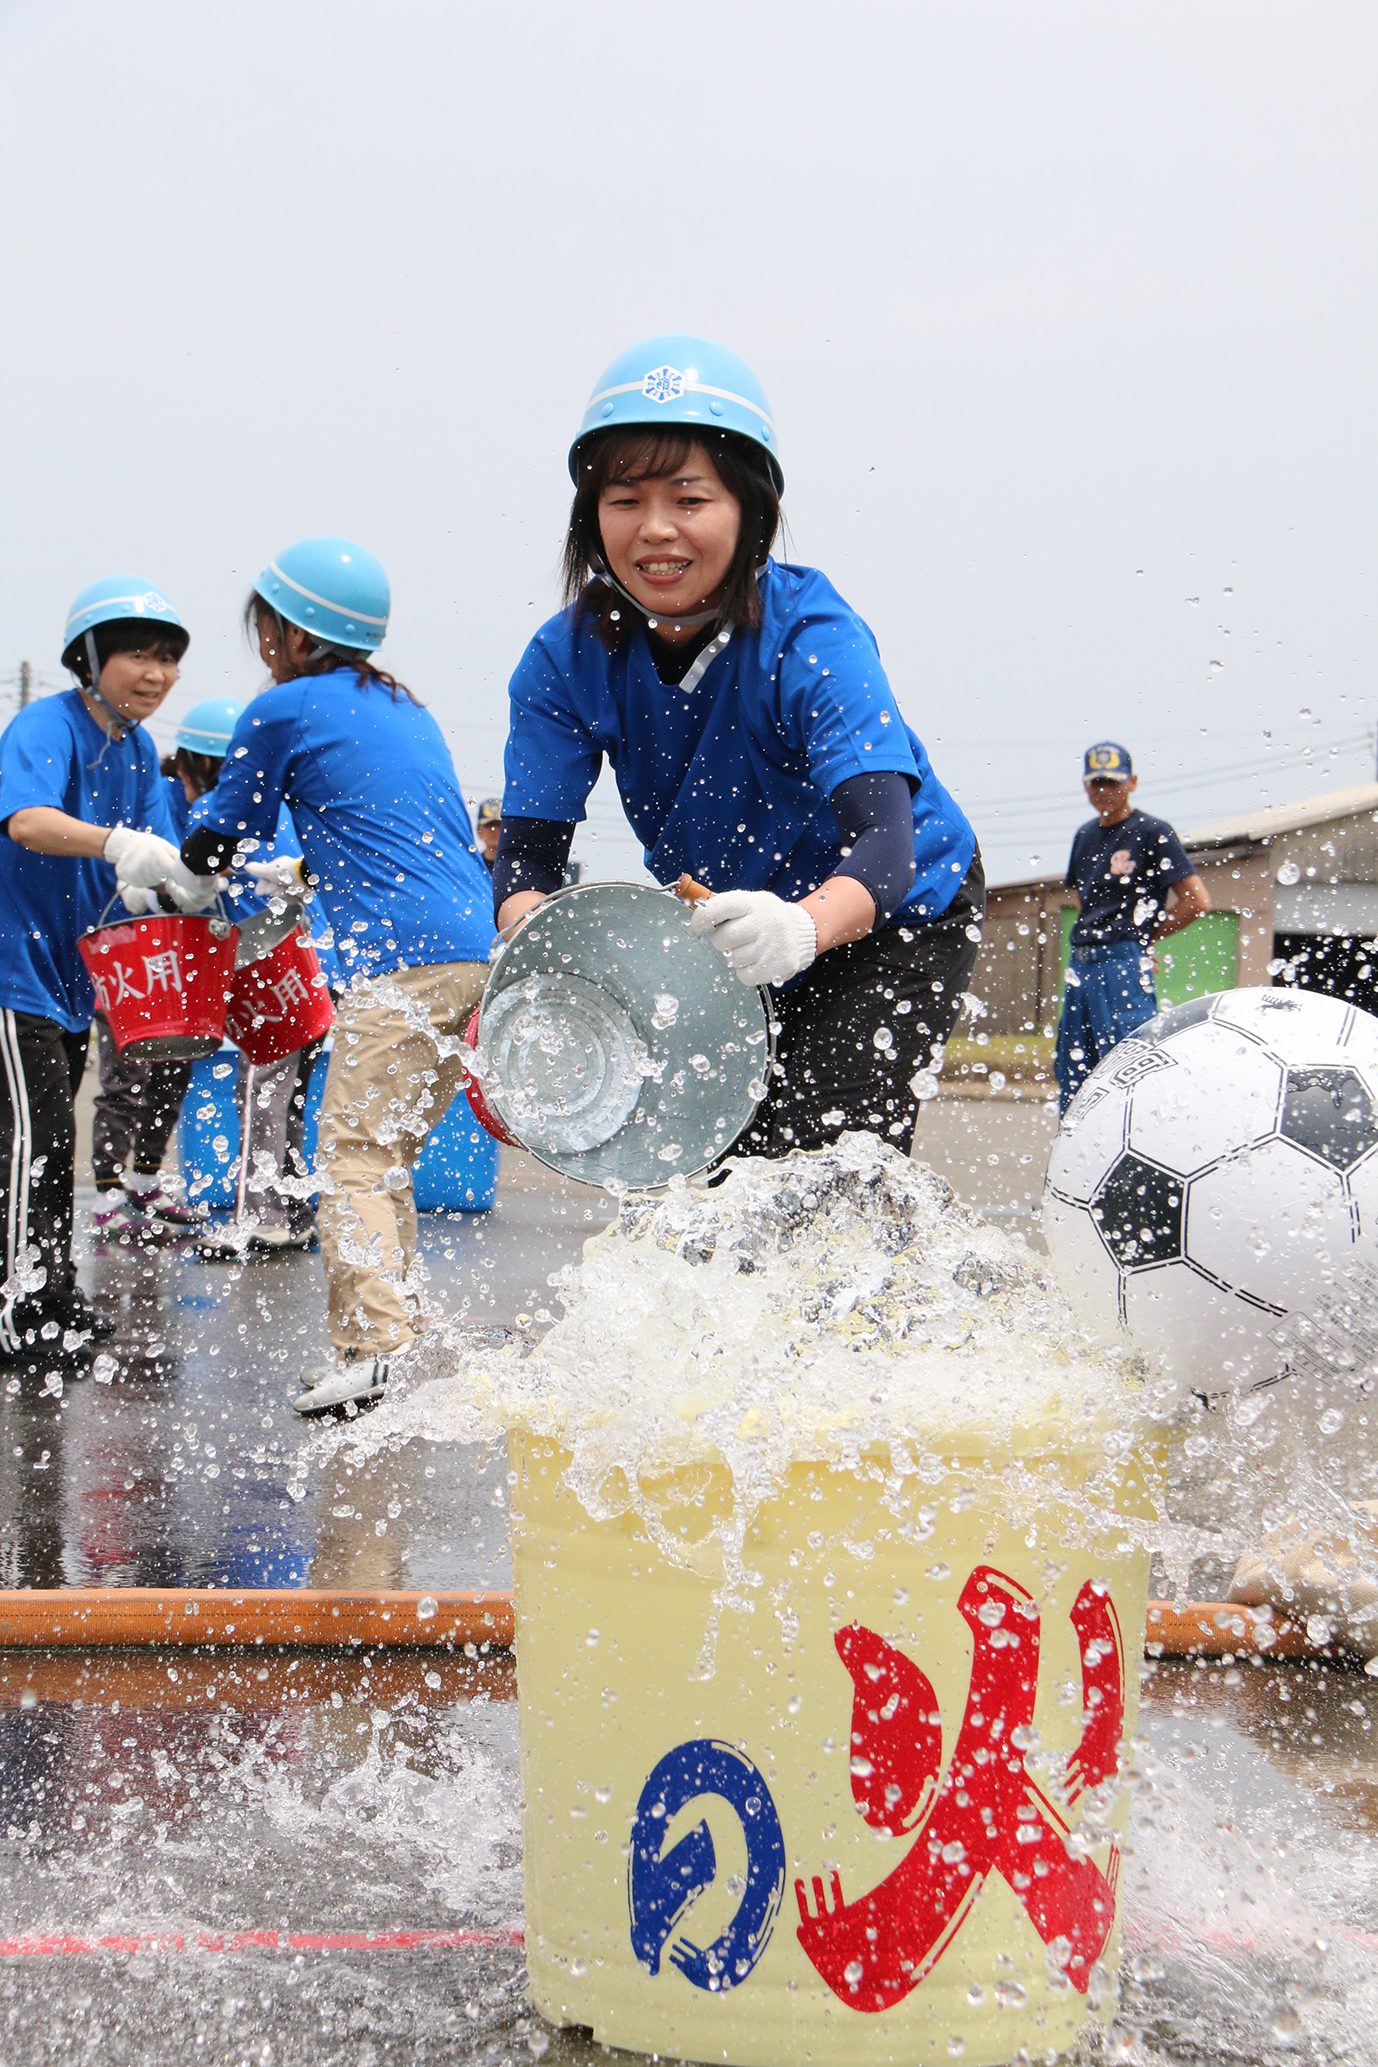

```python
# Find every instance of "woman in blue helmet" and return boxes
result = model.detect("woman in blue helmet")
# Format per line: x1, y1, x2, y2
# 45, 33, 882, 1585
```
495, 336, 984, 1157
179, 537, 493, 1414
90, 698, 250, 1246
0, 578, 215, 1367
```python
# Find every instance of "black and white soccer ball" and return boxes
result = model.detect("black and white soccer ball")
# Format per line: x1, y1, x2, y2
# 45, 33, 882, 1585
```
1043, 987, 1378, 1393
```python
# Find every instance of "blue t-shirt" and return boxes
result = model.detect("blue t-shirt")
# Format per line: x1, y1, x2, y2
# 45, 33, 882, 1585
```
502, 561, 975, 921
198, 669, 492, 979
1066, 808, 1195, 949
0, 692, 179, 1030
189, 793, 342, 989
164, 773, 191, 842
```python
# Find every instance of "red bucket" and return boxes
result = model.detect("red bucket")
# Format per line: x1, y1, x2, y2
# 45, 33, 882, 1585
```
462, 1006, 517, 1147
79, 916, 240, 1060
224, 921, 334, 1066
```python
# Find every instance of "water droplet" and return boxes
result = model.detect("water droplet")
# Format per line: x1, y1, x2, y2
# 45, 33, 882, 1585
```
417, 1595, 438, 1621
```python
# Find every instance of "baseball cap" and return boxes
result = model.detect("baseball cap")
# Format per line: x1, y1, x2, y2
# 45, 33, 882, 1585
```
476, 798, 503, 825
1083, 742, 1133, 782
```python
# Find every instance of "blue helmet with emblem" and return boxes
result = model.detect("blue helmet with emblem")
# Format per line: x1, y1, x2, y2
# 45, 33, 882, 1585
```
61, 576, 189, 673
251, 536, 391, 653
569, 335, 784, 494
175, 698, 245, 758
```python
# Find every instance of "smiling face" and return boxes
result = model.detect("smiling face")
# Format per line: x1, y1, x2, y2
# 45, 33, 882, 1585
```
596, 441, 742, 634
94, 646, 180, 727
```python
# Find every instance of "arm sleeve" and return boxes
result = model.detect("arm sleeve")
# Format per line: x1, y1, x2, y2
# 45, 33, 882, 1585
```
776, 607, 922, 798
1157, 827, 1196, 885
0, 710, 75, 829
492, 817, 575, 917
500, 637, 604, 821
828, 772, 917, 922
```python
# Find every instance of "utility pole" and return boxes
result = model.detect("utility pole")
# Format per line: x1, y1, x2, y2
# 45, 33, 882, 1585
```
18, 661, 32, 708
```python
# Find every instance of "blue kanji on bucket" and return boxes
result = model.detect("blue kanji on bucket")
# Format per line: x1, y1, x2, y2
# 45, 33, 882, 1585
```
628, 1739, 786, 1992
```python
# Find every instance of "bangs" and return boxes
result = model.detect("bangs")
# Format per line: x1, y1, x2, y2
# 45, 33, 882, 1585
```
581, 429, 698, 493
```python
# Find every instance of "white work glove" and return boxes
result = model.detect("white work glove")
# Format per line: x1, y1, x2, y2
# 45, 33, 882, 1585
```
245, 855, 311, 902
162, 858, 227, 914
119, 884, 157, 916
103, 825, 183, 890
690, 889, 818, 988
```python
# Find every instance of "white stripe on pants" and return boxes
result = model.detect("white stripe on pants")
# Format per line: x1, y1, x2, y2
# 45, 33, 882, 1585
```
0, 1011, 34, 1353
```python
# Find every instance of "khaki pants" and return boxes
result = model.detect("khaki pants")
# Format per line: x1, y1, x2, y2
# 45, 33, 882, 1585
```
316, 960, 488, 1356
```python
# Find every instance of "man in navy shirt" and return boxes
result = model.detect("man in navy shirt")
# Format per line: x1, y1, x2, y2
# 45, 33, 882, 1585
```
1054, 742, 1211, 1114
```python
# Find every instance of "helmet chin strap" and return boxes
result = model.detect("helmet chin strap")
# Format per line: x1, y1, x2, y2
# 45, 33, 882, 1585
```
81, 631, 135, 735
592, 564, 725, 634
78, 630, 134, 769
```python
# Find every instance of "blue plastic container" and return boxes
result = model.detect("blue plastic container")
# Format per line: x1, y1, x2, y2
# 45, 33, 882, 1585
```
178, 1048, 497, 1215
412, 1093, 501, 1211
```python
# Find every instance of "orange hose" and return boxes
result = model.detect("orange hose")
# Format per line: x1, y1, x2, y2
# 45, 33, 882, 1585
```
0, 1591, 1337, 1662
0, 1587, 513, 1651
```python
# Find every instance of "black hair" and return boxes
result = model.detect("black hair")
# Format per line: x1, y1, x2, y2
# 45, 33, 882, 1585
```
160, 748, 224, 799
63, 618, 188, 686
242, 596, 420, 704
562, 428, 781, 649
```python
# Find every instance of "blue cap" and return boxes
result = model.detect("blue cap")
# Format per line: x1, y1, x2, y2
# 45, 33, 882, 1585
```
1084, 741, 1133, 781
570, 334, 784, 493
62, 576, 188, 669
252, 536, 391, 652
175, 698, 245, 757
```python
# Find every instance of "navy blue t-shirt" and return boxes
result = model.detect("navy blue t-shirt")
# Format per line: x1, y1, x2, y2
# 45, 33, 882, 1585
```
502, 560, 975, 922
0, 692, 179, 1030
198, 668, 493, 979
1066, 808, 1195, 949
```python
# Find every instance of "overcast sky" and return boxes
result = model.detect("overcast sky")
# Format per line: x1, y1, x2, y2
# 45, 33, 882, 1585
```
2, 0, 1375, 885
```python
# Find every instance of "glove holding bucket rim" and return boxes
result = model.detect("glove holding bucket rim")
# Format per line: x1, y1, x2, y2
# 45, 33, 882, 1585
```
492, 333, 985, 1157
690, 887, 817, 988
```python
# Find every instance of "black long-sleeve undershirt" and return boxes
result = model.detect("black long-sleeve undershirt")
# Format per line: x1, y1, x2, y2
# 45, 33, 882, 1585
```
491, 771, 916, 926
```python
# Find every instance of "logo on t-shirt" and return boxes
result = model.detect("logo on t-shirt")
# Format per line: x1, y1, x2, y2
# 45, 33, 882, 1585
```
1110, 850, 1134, 876
642, 365, 686, 404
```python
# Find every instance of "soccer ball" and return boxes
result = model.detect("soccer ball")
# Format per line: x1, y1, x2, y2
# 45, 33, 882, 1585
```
1042, 987, 1378, 1394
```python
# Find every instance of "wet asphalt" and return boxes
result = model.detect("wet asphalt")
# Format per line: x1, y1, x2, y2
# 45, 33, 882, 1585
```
1, 1152, 615, 1595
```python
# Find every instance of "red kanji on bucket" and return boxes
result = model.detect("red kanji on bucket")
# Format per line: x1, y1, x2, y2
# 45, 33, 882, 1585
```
795, 1565, 1126, 2012
79, 917, 239, 1058
224, 924, 334, 1066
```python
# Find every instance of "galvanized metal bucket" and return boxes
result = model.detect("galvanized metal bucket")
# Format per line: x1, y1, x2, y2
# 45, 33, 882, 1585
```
473, 882, 772, 1188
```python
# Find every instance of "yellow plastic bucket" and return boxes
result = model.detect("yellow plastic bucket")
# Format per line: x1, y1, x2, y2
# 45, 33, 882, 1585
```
511, 1427, 1160, 2067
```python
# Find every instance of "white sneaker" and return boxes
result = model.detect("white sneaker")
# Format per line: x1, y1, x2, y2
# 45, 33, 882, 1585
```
291, 1358, 389, 1417
249, 1225, 317, 1253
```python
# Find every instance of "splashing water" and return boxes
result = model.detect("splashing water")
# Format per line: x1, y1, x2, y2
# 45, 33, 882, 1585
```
306, 1135, 1159, 1640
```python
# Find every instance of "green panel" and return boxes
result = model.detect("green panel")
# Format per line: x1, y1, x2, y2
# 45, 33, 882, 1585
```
1155, 911, 1238, 1006
1057, 905, 1238, 1008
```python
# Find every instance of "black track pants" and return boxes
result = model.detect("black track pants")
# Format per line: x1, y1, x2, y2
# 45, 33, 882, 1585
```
741, 854, 985, 1158
90, 1014, 194, 1188
0, 1011, 90, 1353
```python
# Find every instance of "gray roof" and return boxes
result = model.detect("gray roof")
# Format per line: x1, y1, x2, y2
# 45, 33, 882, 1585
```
988, 782, 1378, 894
1184, 782, 1378, 849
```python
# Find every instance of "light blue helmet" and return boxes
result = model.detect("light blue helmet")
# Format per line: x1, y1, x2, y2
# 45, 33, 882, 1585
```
61, 576, 189, 672
569, 335, 784, 493
252, 536, 391, 652
175, 698, 245, 758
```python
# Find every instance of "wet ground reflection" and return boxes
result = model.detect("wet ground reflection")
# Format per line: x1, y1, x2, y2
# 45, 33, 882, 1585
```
0, 1159, 613, 1597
